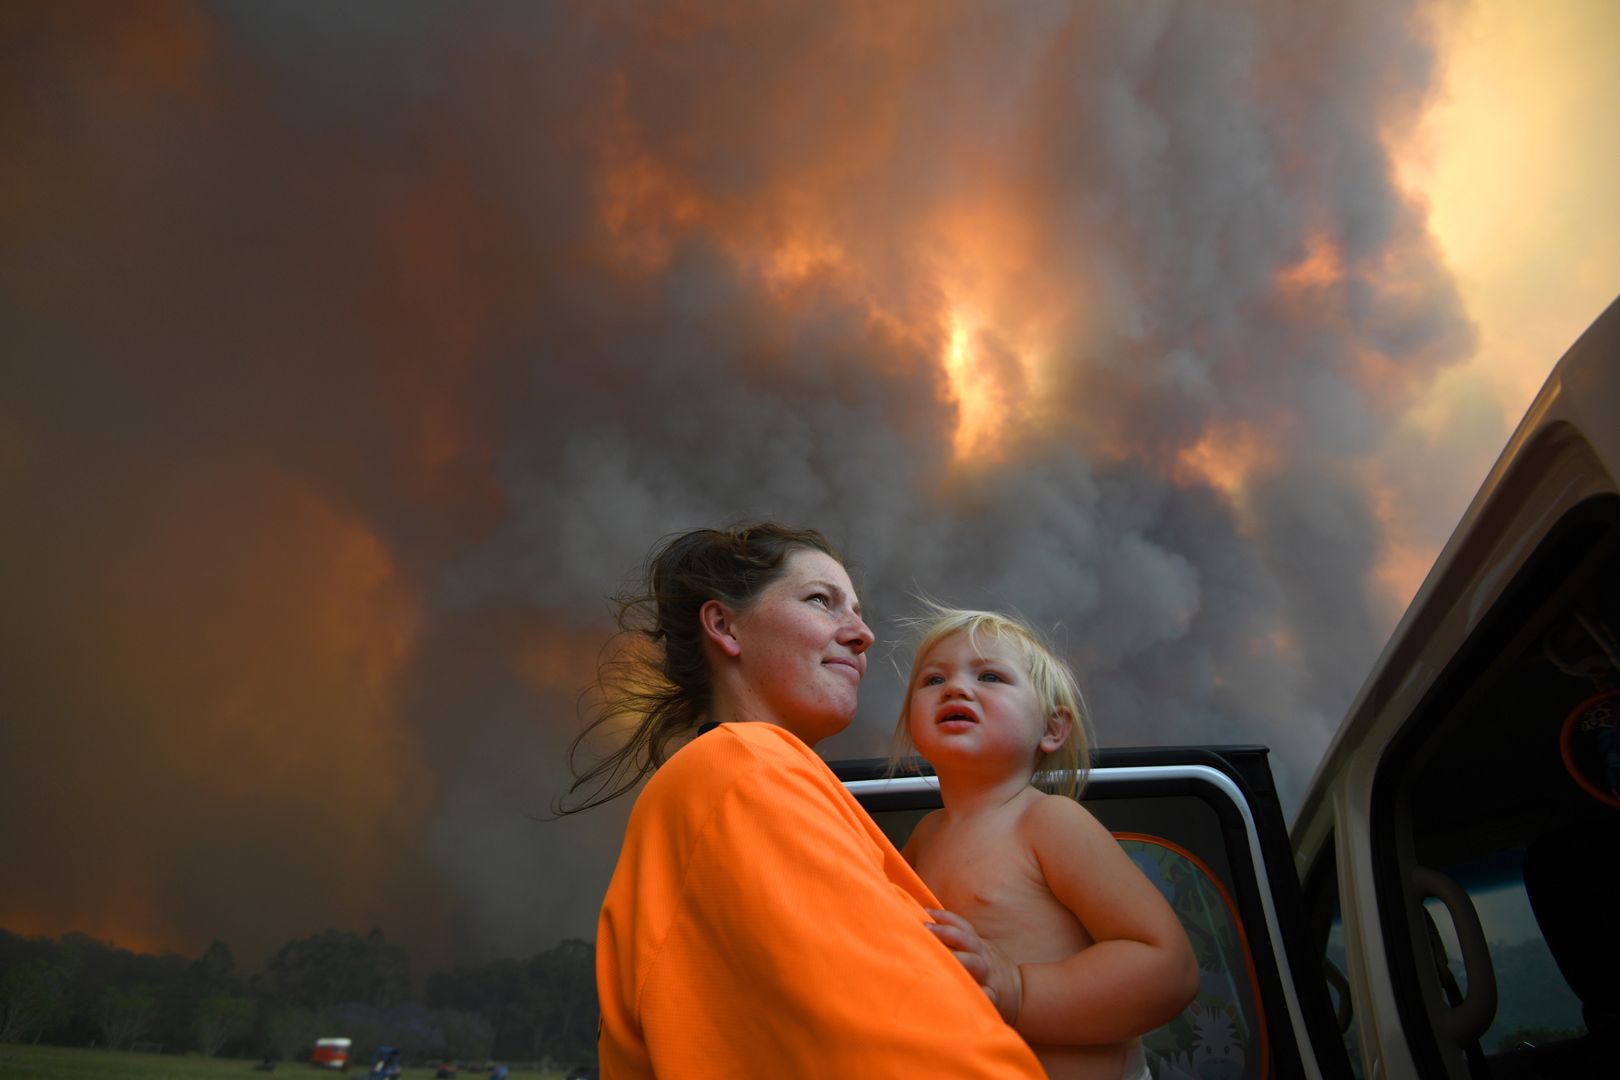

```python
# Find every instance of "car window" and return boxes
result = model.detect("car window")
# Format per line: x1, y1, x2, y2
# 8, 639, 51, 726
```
1118, 833, 1266, 1078
1420, 853, 1585, 1053
1302, 840, 1365, 1079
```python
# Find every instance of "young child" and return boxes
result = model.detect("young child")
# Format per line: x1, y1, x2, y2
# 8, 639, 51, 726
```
895, 607, 1197, 1080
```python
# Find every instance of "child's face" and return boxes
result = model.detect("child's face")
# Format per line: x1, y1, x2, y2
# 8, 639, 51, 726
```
906, 630, 1055, 776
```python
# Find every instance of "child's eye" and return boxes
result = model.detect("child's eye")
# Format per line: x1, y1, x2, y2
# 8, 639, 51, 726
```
921, 673, 944, 686
979, 671, 1003, 683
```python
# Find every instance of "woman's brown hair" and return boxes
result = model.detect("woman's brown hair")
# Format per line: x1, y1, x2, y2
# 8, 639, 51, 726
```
557, 522, 842, 813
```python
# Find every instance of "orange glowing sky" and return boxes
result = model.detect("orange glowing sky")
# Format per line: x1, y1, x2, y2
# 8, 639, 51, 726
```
3, 0, 1616, 970
886, 0, 1617, 613
917, 0, 1617, 613
1375, 0, 1620, 608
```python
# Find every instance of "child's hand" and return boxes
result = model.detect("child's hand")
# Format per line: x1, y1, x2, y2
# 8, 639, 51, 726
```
925, 908, 1023, 1026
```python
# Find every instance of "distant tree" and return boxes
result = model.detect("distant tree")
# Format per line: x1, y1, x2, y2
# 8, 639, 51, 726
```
96, 984, 158, 1050
331, 1000, 448, 1060
194, 993, 254, 1056
423, 940, 597, 1063
0, 959, 71, 1044
434, 1008, 494, 1061
528, 940, 595, 1063
256, 929, 409, 1012
426, 957, 530, 1057
43, 932, 191, 1048
194, 940, 239, 993
264, 1005, 322, 1062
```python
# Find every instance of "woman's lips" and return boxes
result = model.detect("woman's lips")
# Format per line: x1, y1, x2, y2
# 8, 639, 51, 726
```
823, 656, 864, 680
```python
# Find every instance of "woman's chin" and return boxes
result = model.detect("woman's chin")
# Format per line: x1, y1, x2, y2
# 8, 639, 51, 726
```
785, 709, 854, 747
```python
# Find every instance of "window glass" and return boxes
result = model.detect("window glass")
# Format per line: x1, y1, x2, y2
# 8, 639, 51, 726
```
1303, 841, 1365, 1079
1322, 916, 1365, 1079
1121, 834, 1266, 1079
1420, 854, 1585, 1054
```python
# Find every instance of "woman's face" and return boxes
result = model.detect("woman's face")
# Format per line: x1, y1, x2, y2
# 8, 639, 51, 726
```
728, 548, 874, 745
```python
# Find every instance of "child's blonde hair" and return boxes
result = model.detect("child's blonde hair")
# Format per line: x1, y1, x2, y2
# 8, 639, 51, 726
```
891, 604, 1092, 798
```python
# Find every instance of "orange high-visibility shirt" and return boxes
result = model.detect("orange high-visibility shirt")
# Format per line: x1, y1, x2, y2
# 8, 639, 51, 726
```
596, 722, 1044, 1077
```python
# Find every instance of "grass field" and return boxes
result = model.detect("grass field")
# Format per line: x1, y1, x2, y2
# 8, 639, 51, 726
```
0, 1045, 569, 1080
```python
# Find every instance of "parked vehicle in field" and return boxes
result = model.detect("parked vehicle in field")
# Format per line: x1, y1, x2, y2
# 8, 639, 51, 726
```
840, 297, 1619, 1079
311, 1037, 350, 1070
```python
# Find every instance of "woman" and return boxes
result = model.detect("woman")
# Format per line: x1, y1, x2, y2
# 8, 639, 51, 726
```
564, 523, 1043, 1077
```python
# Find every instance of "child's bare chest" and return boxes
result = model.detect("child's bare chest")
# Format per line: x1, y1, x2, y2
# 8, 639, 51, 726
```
916, 823, 1093, 963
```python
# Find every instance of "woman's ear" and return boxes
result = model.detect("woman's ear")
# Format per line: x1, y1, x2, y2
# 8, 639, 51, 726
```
1040, 705, 1074, 753
699, 599, 744, 658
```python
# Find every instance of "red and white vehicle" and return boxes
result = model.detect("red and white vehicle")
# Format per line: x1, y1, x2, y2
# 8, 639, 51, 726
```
311, 1036, 351, 1070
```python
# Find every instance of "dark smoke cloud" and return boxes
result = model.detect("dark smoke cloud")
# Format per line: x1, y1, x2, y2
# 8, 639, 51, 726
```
1, 0, 1478, 968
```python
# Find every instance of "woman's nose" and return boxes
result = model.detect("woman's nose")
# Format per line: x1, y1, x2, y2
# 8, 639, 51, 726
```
841, 615, 874, 654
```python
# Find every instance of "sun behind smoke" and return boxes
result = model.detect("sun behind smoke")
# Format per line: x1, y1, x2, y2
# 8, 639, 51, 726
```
939, 303, 1044, 467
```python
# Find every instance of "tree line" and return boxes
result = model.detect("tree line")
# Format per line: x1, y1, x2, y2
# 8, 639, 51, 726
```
0, 927, 597, 1067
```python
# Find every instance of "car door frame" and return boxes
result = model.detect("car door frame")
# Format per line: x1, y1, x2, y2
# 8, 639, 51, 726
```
837, 745, 1352, 1079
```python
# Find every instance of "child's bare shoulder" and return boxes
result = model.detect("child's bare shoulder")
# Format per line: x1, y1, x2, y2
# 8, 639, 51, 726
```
1018, 791, 1113, 846
912, 806, 945, 839
901, 807, 945, 861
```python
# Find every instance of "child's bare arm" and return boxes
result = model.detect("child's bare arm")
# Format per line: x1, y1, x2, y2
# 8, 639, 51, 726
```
1013, 796, 1198, 1044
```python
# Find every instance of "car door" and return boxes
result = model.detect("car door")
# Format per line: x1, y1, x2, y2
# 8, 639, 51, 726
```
838, 747, 1353, 1079
1290, 296, 1620, 1080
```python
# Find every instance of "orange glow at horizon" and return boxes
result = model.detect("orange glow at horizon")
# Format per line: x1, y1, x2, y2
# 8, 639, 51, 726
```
0, 908, 175, 958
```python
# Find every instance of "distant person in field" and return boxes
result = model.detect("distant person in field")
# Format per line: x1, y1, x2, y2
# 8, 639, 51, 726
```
894, 605, 1198, 1080
562, 523, 1046, 1077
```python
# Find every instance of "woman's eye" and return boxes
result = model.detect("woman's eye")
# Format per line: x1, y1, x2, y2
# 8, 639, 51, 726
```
808, 593, 830, 607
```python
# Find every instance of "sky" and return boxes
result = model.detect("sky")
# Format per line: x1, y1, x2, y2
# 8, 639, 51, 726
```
2, 0, 1616, 974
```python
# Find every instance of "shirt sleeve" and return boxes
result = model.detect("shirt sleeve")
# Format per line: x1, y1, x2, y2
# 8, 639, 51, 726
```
635, 746, 1044, 1077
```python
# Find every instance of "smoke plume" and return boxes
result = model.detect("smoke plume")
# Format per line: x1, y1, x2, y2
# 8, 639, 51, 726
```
1, 0, 1480, 968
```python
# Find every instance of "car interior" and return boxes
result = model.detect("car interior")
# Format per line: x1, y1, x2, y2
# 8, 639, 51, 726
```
1355, 493, 1620, 1079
